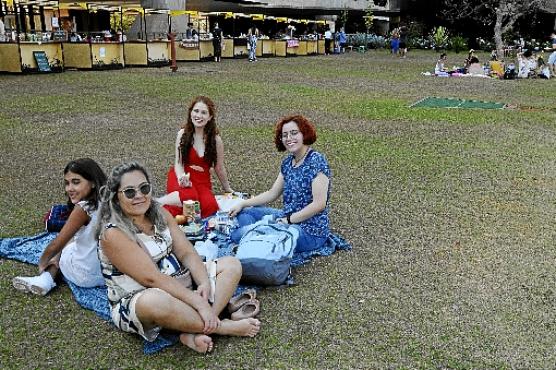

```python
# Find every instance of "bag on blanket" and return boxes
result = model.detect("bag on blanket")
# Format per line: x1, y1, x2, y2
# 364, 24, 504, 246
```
235, 218, 299, 286
44, 204, 70, 232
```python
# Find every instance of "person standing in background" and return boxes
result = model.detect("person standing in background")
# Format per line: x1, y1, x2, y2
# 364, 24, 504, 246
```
324, 26, 332, 55
337, 27, 347, 54
212, 22, 223, 62
399, 25, 408, 58
186, 22, 198, 40
548, 31, 556, 76
247, 25, 259, 62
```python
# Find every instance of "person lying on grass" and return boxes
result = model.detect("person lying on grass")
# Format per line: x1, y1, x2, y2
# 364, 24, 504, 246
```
13, 158, 107, 295
95, 161, 259, 353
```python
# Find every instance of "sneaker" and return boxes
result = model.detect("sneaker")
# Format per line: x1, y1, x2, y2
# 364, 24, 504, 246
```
13, 273, 56, 296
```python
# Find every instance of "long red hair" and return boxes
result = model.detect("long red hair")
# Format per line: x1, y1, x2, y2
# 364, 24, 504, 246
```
180, 96, 219, 167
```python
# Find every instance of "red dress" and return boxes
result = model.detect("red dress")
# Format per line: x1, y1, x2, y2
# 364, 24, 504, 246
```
164, 147, 219, 218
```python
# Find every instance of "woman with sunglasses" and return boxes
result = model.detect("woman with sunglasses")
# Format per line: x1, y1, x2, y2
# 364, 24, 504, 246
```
158, 96, 233, 219
95, 162, 260, 353
229, 114, 331, 252
13, 158, 107, 296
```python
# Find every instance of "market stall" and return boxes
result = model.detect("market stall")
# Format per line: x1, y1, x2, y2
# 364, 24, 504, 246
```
286, 38, 299, 56
19, 41, 63, 72
261, 39, 275, 57
275, 39, 286, 57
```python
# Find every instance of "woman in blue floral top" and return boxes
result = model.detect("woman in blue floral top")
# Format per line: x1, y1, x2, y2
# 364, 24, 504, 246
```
229, 114, 331, 252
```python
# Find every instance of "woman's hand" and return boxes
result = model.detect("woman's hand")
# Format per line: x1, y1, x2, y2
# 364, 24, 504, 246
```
276, 217, 288, 224
178, 173, 191, 187
38, 252, 53, 273
198, 306, 220, 334
228, 201, 244, 217
195, 282, 211, 301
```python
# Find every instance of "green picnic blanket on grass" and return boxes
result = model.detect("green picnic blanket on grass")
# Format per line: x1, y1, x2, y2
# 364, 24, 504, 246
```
411, 97, 506, 109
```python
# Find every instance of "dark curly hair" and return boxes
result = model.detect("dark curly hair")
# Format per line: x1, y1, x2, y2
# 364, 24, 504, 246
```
274, 114, 317, 151
179, 96, 219, 167
64, 158, 107, 211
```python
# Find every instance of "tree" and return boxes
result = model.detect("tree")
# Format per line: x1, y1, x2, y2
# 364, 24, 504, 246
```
440, 0, 548, 56
364, 5, 374, 34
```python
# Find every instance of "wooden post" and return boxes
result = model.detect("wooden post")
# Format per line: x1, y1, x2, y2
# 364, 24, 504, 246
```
168, 32, 177, 72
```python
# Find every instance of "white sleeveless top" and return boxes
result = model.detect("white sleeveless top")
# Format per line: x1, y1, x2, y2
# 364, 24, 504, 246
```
58, 200, 103, 287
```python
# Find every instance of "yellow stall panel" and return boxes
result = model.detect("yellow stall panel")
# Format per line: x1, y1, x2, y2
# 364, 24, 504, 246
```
262, 40, 275, 56
63, 43, 92, 69
222, 39, 234, 58
147, 41, 170, 64
275, 40, 287, 57
0, 44, 22, 73
91, 43, 124, 68
125, 42, 148, 66
20, 42, 63, 71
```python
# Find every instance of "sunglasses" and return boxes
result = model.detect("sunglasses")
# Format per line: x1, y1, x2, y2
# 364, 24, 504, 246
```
119, 183, 152, 199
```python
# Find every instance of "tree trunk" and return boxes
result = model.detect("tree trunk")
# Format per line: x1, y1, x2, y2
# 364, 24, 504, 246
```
494, 9, 505, 59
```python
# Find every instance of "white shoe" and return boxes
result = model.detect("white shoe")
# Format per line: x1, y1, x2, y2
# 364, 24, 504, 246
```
13, 273, 56, 296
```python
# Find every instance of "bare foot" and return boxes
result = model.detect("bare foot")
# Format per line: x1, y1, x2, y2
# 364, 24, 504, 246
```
216, 318, 261, 337
180, 333, 213, 353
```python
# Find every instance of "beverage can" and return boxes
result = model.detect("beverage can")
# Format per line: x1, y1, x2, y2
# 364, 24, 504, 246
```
183, 200, 201, 223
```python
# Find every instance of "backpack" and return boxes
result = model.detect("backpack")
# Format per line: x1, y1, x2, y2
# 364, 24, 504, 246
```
235, 218, 299, 286
44, 204, 70, 232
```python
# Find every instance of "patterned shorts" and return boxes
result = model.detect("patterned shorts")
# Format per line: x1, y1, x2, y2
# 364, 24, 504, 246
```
110, 260, 218, 342
111, 288, 164, 342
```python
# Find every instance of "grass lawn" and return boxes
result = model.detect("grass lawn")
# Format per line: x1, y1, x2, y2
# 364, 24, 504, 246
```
1, 49, 556, 369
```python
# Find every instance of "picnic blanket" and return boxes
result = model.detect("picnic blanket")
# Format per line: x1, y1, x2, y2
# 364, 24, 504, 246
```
411, 96, 506, 109
0, 230, 350, 354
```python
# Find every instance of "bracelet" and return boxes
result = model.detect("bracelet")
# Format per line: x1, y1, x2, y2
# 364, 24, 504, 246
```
286, 214, 292, 224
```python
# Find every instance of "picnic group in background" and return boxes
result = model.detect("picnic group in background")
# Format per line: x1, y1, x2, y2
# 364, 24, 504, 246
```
430, 30, 556, 80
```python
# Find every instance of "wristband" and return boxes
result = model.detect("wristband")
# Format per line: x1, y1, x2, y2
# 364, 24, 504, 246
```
286, 214, 292, 224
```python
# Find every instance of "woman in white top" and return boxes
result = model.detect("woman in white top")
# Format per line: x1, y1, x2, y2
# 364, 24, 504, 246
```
13, 158, 107, 295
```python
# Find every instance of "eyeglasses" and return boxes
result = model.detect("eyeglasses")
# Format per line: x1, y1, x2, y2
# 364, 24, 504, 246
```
281, 130, 300, 140
119, 183, 152, 199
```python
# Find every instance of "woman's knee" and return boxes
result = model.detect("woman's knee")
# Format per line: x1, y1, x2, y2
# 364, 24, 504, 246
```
136, 288, 176, 319
217, 256, 242, 277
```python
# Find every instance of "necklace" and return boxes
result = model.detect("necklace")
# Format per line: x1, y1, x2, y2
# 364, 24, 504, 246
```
293, 148, 310, 167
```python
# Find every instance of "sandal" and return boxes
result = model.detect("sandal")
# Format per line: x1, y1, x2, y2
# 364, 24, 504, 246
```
227, 288, 256, 313
230, 299, 260, 321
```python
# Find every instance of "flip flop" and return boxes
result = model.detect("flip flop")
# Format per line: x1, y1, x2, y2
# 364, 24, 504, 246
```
227, 288, 256, 313
230, 299, 260, 321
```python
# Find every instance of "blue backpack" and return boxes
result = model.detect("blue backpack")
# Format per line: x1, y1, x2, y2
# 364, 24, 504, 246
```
235, 219, 299, 286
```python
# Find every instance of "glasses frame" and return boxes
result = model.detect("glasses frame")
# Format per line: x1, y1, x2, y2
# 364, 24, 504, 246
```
281, 130, 300, 140
119, 182, 152, 200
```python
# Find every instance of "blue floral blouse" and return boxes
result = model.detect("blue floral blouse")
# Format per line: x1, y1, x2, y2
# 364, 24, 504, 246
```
280, 149, 331, 238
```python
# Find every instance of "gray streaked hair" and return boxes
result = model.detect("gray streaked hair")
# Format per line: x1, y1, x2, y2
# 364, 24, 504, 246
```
94, 161, 167, 242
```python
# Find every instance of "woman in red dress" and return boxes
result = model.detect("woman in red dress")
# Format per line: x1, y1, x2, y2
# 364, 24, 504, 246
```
158, 96, 233, 218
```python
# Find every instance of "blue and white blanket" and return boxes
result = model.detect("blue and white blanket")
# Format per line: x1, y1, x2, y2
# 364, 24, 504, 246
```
0, 231, 351, 354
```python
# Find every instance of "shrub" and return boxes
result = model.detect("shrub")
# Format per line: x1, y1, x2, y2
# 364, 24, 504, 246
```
347, 33, 387, 49
448, 35, 468, 53
429, 26, 449, 51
